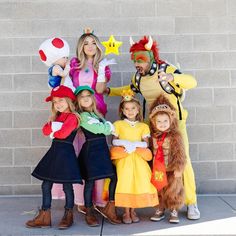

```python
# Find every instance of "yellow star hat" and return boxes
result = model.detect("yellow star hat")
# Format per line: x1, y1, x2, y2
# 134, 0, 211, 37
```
101, 35, 122, 55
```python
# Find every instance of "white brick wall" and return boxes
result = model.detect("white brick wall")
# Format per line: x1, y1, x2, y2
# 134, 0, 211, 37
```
0, 0, 235, 194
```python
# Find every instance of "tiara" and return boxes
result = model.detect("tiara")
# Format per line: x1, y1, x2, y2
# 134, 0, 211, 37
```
83, 27, 94, 35
154, 104, 171, 110
121, 89, 135, 102
149, 103, 175, 119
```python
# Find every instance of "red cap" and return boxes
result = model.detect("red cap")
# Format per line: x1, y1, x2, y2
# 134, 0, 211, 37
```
45, 85, 76, 102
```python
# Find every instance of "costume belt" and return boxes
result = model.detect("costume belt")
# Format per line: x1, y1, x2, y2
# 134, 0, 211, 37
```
53, 139, 73, 145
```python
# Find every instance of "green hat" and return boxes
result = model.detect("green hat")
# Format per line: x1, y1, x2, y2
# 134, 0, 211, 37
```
74, 85, 95, 96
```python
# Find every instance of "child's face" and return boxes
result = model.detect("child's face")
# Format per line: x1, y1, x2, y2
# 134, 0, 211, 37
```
155, 113, 170, 132
52, 97, 69, 113
54, 57, 68, 68
83, 36, 97, 58
122, 102, 139, 121
78, 90, 93, 109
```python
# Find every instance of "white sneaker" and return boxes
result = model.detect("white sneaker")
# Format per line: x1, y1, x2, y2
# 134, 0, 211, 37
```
187, 204, 200, 220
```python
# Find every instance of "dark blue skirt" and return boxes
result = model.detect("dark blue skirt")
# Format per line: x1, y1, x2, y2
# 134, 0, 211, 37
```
78, 137, 114, 181
32, 139, 82, 184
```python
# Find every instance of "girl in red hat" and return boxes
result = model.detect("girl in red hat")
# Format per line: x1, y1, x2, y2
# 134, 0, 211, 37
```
25, 85, 82, 230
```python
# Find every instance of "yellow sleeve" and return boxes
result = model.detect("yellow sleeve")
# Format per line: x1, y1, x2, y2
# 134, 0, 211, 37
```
141, 123, 150, 139
165, 64, 197, 90
113, 121, 120, 137
109, 75, 138, 96
173, 74, 197, 90
109, 85, 130, 96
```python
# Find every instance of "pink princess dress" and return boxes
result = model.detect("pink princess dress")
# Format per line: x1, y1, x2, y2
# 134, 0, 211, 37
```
52, 57, 111, 208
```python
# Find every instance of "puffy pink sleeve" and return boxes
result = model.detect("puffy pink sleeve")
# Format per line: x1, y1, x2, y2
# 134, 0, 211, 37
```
69, 57, 79, 79
105, 66, 111, 82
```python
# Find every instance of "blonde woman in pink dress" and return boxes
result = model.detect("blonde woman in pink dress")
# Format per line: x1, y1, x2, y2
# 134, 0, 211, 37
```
52, 28, 115, 213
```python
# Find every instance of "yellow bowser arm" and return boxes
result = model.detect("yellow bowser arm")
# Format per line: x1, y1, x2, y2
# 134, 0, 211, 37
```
109, 85, 131, 96
108, 76, 138, 96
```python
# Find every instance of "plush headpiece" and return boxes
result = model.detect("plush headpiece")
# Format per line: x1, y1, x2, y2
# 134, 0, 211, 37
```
129, 36, 164, 64
45, 85, 75, 102
39, 37, 70, 67
149, 94, 176, 125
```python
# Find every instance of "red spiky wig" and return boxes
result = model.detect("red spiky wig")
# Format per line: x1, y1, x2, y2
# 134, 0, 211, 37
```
130, 36, 164, 64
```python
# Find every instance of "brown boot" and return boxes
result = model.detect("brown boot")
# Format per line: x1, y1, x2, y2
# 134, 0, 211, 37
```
25, 209, 51, 228
96, 201, 121, 224
85, 207, 99, 227
58, 209, 73, 230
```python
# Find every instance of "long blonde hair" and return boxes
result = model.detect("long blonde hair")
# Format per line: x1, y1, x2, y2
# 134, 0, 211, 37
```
50, 97, 80, 127
75, 90, 103, 119
76, 34, 103, 72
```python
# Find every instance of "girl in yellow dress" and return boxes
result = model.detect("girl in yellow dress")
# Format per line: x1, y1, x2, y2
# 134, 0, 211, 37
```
110, 89, 158, 224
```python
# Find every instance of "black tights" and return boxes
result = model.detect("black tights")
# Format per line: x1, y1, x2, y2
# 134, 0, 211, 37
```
84, 175, 117, 208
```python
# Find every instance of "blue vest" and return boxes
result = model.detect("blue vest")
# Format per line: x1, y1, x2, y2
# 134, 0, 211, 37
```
48, 65, 62, 88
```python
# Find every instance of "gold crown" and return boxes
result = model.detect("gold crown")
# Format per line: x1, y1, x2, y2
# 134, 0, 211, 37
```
121, 89, 135, 102
83, 27, 94, 35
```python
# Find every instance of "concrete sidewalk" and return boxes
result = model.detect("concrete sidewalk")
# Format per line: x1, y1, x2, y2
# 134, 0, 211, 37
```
0, 195, 236, 236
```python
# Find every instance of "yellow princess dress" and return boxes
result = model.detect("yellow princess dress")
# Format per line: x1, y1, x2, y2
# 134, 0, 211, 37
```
110, 119, 158, 208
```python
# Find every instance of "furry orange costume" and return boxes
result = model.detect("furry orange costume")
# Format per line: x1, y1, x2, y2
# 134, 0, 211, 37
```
149, 94, 186, 211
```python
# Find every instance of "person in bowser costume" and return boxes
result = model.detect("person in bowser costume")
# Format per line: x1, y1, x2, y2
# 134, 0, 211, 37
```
107, 36, 200, 220
39, 37, 75, 91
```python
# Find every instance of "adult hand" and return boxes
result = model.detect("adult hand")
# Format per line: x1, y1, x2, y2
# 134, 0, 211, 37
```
158, 71, 174, 84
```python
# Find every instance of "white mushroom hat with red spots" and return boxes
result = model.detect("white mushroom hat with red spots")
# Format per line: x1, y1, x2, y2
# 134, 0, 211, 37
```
38, 37, 70, 67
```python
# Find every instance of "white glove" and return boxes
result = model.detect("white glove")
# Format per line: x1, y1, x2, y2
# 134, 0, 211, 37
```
87, 116, 100, 125
51, 122, 63, 132
97, 58, 116, 82
133, 141, 148, 148
112, 139, 130, 146
105, 121, 115, 133
112, 139, 136, 154
63, 63, 70, 75
49, 132, 54, 139
63, 76, 76, 92
124, 142, 136, 153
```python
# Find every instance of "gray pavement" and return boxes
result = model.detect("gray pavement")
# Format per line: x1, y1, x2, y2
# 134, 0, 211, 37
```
0, 195, 236, 236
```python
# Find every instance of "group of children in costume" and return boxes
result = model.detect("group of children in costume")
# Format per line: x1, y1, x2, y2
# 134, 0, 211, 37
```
25, 29, 196, 230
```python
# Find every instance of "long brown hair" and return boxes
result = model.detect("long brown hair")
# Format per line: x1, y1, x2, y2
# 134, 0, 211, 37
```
119, 98, 143, 122
76, 34, 103, 72
50, 97, 80, 127
75, 90, 103, 119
